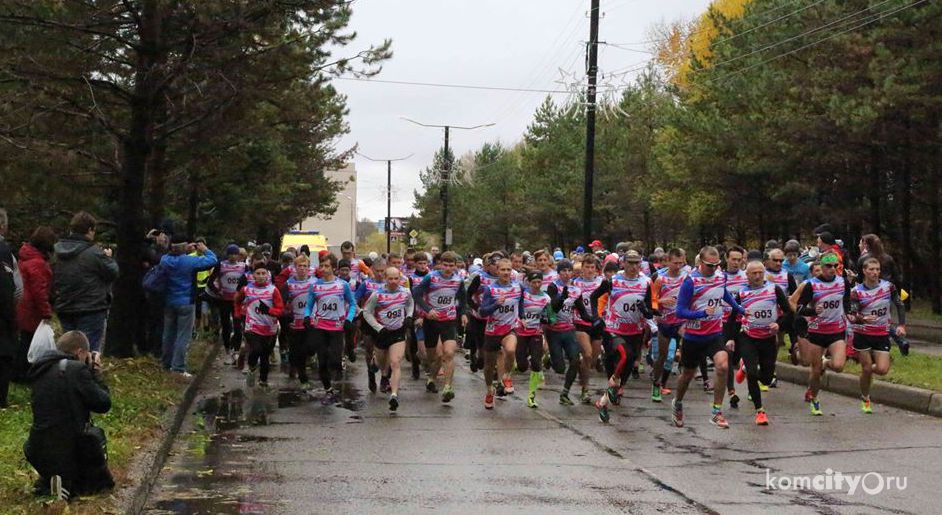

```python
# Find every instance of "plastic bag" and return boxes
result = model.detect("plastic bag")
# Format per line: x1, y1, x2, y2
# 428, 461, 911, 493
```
27, 320, 56, 364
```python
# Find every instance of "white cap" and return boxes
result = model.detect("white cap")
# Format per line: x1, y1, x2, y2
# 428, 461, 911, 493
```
473, 258, 483, 266
368, 251, 379, 260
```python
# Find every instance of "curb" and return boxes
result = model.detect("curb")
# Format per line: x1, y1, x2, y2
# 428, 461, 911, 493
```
775, 362, 941, 418
125, 342, 221, 514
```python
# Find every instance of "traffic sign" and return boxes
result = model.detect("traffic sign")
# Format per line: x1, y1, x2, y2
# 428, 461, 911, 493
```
409, 229, 418, 238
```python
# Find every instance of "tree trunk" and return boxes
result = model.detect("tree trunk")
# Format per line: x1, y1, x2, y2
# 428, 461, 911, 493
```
187, 168, 199, 236
867, 143, 882, 234
930, 161, 941, 314
106, 0, 162, 357
147, 95, 168, 228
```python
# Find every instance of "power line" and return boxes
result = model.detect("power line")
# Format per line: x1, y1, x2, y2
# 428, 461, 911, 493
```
709, 0, 896, 69
709, 0, 829, 48
714, 0, 929, 84
335, 76, 576, 94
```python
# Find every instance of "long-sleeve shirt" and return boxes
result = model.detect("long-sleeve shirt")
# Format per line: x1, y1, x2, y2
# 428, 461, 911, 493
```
362, 286, 414, 332
304, 277, 356, 331
677, 271, 743, 342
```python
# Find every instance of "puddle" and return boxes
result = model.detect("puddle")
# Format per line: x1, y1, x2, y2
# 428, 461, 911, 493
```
149, 380, 365, 513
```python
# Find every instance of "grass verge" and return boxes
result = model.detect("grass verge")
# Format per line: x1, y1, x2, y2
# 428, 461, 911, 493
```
777, 344, 942, 392
0, 340, 210, 514
908, 299, 942, 325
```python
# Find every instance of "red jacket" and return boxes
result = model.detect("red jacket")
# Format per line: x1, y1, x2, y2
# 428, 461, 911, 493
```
16, 243, 53, 333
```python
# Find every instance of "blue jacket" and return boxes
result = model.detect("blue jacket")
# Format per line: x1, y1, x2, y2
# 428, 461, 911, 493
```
160, 250, 218, 307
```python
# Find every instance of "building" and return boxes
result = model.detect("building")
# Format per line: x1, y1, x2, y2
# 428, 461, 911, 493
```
298, 163, 356, 255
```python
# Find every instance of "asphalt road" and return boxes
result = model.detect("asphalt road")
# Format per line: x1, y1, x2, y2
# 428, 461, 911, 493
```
145, 349, 941, 514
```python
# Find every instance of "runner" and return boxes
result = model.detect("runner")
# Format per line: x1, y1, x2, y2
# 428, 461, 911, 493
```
545, 260, 590, 406
730, 261, 793, 425
650, 248, 687, 402
722, 246, 748, 409
765, 247, 799, 370
412, 251, 466, 402
849, 257, 906, 414
466, 253, 500, 373
207, 245, 247, 364
479, 258, 523, 409
789, 252, 849, 415
572, 253, 604, 404
590, 250, 655, 423
672, 246, 744, 429
304, 253, 357, 401
407, 252, 432, 380
337, 258, 358, 363
362, 267, 414, 411
235, 262, 285, 388
355, 258, 387, 393
534, 249, 558, 291
280, 254, 316, 389
516, 270, 553, 408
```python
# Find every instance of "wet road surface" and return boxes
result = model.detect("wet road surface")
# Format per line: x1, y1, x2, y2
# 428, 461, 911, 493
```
145, 351, 941, 514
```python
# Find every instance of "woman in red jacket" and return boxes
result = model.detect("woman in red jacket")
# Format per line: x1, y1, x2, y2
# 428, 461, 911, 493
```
15, 227, 56, 381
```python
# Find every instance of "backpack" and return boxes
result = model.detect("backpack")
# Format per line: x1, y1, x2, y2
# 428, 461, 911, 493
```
142, 261, 168, 294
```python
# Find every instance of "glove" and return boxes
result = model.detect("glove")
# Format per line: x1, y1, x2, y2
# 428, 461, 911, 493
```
258, 302, 270, 315
344, 319, 353, 332
404, 316, 414, 330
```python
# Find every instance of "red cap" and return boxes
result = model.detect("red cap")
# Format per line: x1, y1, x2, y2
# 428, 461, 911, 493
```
318, 249, 329, 257
589, 240, 603, 248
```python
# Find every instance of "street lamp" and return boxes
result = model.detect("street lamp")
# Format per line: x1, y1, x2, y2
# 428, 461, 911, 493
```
400, 117, 495, 251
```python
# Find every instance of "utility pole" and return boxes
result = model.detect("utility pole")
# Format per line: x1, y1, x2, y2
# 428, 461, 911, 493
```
357, 151, 413, 254
401, 117, 494, 251
583, 0, 600, 246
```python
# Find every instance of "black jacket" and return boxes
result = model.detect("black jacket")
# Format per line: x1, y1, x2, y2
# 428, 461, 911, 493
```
25, 350, 111, 434
52, 234, 119, 314
0, 238, 15, 358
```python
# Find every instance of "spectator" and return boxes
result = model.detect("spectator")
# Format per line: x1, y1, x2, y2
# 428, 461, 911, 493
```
24, 331, 113, 501
0, 211, 15, 408
52, 212, 119, 353
142, 229, 170, 357
857, 234, 900, 285
782, 239, 811, 284
161, 234, 217, 376
15, 227, 56, 381
0, 208, 24, 301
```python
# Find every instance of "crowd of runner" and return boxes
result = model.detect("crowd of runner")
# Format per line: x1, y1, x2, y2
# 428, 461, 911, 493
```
207, 227, 908, 428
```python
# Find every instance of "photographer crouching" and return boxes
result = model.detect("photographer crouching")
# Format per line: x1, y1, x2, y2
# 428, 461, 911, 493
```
24, 330, 114, 501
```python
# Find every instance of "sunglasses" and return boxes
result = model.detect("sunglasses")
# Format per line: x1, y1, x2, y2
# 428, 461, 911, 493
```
702, 261, 721, 268
771, 258, 784, 263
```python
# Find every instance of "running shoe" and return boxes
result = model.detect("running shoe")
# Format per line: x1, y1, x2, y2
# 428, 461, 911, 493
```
50, 475, 69, 502
606, 386, 618, 404
710, 411, 730, 429
580, 389, 592, 404
442, 386, 455, 403
595, 398, 610, 423
495, 381, 506, 397
861, 397, 873, 414
502, 377, 515, 394
803, 387, 814, 403
810, 399, 823, 416
484, 392, 495, 409
426, 379, 438, 393
702, 379, 714, 392
527, 392, 538, 408
470, 355, 479, 372
559, 392, 574, 406
671, 400, 684, 427
735, 362, 746, 384
769, 376, 778, 388
651, 383, 663, 403
389, 394, 399, 412
299, 381, 312, 391
380, 376, 390, 393
755, 409, 769, 426
631, 366, 640, 380
729, 392, 740, 410
759, 381, 770, 392
660, 386, 672, 396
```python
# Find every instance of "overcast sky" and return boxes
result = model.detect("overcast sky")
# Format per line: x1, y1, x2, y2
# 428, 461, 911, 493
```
336, 0, 713, 222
